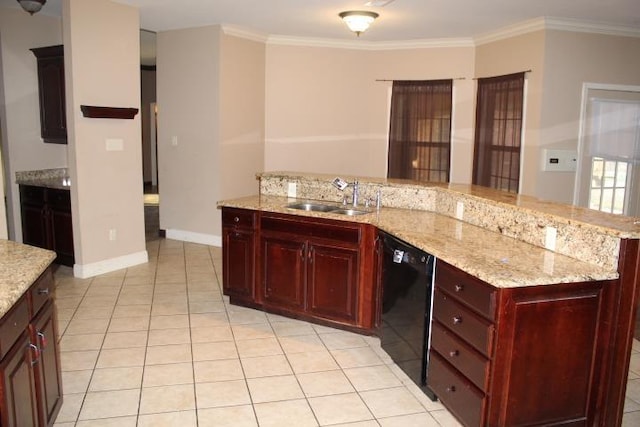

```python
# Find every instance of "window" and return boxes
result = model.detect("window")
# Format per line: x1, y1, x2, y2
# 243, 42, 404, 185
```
581, 97, 640, 215
387, 80, 453, 182
472, 72, 525, 193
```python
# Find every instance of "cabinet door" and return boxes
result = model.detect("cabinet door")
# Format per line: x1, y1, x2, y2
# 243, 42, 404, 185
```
307, 242, 359, 323
222, 227, 255, 301
261, 234, 306, 311
0, 333, 40, 427
31, 302, 62, 427
35, 54, 67, 144
21, 204, 48, 250
49, 208, 74, 267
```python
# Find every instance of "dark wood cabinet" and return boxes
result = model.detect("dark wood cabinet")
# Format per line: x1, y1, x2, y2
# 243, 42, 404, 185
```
0, 267, 62, 427
20, 185, 74, 267
31, 45, 66, 144
429, 260, 614, 427
222, 208, 257, 305
221, 207, 378, 332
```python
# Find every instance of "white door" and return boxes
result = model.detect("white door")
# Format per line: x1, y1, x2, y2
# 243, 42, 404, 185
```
576, 85, 640, 217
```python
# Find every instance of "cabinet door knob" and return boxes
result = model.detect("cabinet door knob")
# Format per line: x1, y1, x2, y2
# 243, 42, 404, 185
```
449, 349, 459, 357
446, 385, 456, 393
453, 316, 463, 325
234, 216, 240, 223
38, 287, 50, 295
455, 284, 464, 292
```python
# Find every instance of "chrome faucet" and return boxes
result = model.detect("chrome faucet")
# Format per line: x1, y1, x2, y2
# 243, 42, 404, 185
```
332, 177, 360, 208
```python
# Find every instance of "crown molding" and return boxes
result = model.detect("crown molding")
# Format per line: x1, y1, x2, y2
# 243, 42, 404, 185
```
221, 25, 269, 43
266, 34, 474, 50
223, 17, 639, 49
474, 16, 640, 46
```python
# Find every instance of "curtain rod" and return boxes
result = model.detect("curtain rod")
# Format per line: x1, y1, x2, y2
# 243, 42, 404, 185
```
472, 69, 532, 80
375, 77, 466, 82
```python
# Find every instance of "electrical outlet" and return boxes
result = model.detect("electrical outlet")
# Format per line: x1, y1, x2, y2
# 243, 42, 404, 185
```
287, 182, 297, 198
545, 226, 557, 251
109, 229, 117, 241
456, 201, 464, 220
171, 136, 178, 146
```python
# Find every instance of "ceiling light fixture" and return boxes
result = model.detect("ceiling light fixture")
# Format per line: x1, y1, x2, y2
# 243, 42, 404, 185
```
339, 11, 379, 37
17, 0, 46, 15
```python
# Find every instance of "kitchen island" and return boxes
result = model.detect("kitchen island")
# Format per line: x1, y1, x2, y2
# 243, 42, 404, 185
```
0, 240, 62, 426
218, 171, 640, 427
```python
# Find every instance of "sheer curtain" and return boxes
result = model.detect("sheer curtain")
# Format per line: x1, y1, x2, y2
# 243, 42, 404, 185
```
387, 80, 453, 182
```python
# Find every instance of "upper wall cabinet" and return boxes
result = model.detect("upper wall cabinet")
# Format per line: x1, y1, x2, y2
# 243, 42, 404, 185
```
30, 45, 67, 144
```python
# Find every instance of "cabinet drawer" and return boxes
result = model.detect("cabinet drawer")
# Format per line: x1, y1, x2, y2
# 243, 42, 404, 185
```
222, 208, 256, 229
20, 185, 46, 205
261, 214, 360, 244
436, 261, 496, 320
48, 188, 71, 210
30, 268, 54, 317
433, 288, 494, 357
0, 297, 29, 359
431, 322, 490, 392
429, 351, 486, 427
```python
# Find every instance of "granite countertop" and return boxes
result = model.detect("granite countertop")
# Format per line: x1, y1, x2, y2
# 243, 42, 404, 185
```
15, 168, 70, 190
218, 195, 617, 288
0, 240, 56, 317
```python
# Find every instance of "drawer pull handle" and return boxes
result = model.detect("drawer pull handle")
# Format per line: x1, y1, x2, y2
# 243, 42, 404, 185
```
38, 288, 50, 295
234, 216, 240, 223
29, 344, 40, 365
453, 316, 463, 325
449, 350, 459, 357
38, 332, 48, 350
455, 284, 464, 292
446, 385, 456, 393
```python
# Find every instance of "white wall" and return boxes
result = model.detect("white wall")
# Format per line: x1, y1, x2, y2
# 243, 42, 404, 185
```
63, 0, 147, 276
0, 8, 66, 240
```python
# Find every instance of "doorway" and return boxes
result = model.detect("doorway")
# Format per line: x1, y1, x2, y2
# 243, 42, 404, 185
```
575, 84, 640, 217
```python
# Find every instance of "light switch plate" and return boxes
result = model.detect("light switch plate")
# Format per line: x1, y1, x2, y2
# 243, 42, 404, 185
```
105, 138, 123, 151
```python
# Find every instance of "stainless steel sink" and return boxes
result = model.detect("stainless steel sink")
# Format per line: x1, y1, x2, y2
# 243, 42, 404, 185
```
329, 208, 371, 216
286, 201, 371, 216
286, 202, 337, 212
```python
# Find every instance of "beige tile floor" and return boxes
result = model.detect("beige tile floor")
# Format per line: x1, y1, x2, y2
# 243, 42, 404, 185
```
51, 238, 640, 427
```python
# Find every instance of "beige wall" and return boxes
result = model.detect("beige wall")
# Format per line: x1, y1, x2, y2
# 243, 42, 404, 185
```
0, 147, 7, 239
0, 8, 66, 240
264, 44, 476, 182
475, 30, 546, 197
63, 0, 146, 274
219, 33, 265, 200
538, 31, 640, 203
156, 25, 221, 243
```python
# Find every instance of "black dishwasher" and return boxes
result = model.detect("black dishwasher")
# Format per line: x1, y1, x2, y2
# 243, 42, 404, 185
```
380, 231, 436, 400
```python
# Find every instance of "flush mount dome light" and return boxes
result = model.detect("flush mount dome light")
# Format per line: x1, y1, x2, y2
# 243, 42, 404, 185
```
339, 11, 379, 37
17, 0, 46, 15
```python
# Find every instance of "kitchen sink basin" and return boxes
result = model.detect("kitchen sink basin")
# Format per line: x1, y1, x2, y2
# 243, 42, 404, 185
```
286, 202, 337, 212
329, 208, 371, 216
286, 201, 371, 216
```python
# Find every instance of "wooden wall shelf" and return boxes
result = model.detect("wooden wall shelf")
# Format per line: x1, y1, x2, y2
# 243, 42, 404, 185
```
80, 105, 139, 119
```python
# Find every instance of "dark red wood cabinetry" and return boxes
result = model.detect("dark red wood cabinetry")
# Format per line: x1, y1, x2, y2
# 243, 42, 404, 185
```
222, 208, 257, 305
20, 185, 74, 267
31, 45, 66, 144
429, 260, 614, 426
0, 268, 62, 427
221, 208, 378, 332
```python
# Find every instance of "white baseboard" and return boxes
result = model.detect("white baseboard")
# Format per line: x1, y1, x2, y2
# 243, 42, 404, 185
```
165, 229, 222, 247
73, 250, 149, 279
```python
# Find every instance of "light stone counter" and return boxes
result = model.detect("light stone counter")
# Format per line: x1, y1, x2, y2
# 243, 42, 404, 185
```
218, 195, 617, 288
0, 240, 56, 317
16, 168, 70, 190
